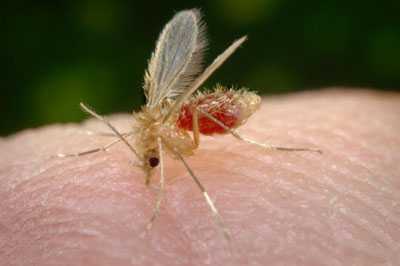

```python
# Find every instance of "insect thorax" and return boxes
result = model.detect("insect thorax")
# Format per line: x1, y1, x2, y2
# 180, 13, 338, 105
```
133, 105, 195, 166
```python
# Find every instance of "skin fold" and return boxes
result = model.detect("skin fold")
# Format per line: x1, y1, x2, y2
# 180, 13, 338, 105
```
0, 88, 399, 266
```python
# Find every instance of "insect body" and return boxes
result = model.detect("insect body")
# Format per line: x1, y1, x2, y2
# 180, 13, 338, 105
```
177, 86, 261, 135
58, 8, 320, 240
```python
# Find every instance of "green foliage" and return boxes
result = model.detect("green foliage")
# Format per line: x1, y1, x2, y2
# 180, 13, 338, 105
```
2, 0, 400, 135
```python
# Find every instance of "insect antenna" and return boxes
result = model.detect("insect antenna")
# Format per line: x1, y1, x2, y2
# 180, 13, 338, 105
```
80, 103, 141, 159
146, 137, 166, 230
169, 145, 231, 241
197, 108, 322, 153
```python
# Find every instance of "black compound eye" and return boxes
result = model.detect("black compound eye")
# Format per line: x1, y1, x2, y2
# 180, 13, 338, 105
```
148, 157, 159, 167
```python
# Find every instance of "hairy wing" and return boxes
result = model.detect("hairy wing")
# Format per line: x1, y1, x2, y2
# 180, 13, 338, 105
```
144, 9, 207, 107
163, 36, 247, 122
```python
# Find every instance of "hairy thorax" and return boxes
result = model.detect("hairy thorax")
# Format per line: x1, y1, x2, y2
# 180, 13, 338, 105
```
133, 105, 195, 166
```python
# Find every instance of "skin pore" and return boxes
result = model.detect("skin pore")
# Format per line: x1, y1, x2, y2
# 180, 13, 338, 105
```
0, 88, 399, 265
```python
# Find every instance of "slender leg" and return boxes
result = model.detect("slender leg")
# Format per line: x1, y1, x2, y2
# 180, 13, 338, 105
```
80, 103, 142, 159
146, 137, 165, 230
83, 130, 131, 137
197, 108, 322, 153
192, 107, 200, 148
168, 145, 231, 241
55, 136, 128, 158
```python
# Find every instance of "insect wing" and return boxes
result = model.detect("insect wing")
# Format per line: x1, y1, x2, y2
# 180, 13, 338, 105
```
163, 36, 247, 122
144, 9, 207, 107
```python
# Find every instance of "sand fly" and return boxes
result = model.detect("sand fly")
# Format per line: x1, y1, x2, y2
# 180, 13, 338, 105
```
57, 9, 321, 240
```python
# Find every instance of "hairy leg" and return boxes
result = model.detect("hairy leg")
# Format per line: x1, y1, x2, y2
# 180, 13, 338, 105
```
192, 107, 200, 148
56, 134, 133, 158
197, 107, 321, 153
80, 103, 140, 160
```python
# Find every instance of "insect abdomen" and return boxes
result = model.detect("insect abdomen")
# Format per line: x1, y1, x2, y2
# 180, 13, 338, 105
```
177, 100, 239, 135
177, 86, 261, 135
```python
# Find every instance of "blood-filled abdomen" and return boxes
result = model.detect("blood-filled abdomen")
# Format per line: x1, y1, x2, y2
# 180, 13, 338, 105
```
176, 86, 261, 135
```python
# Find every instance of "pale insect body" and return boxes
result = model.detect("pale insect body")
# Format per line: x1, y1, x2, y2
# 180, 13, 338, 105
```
58, 9, 321, 240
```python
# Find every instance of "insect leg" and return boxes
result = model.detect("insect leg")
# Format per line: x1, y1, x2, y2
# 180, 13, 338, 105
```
55, 134, 130, 158
192, 107, 200, 148
197, 108, 322, 153
80, 103, 142, 159
170, 147, 231, 241
83, 130, 132, 137
147, 137, 166, 230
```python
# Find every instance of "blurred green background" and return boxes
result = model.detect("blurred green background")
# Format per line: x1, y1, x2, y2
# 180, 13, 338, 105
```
2, 1, 400, 136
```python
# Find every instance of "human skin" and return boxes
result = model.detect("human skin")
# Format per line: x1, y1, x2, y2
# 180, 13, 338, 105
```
0, 88, 399, 266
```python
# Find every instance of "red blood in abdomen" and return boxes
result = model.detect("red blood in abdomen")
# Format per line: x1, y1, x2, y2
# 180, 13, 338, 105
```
177, 93, 241, 135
